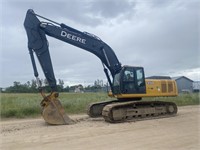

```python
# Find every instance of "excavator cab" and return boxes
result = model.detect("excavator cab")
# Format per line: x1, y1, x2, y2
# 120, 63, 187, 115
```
113, 66, 146, 95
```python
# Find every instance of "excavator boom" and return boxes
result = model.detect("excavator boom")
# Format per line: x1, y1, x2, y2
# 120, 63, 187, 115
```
24, 9, 121, 91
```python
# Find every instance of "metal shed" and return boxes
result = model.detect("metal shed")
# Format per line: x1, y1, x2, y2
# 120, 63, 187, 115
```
172, 76, 193, 93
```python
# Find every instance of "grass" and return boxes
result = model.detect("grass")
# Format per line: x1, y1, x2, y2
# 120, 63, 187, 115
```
144, 93, 200, 106
0, 92, 112, 118
59, 92, 111, 114
0, 92, 199, 119
0, 93, 41, 118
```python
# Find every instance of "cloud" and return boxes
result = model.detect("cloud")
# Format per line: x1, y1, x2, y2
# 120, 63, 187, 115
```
4, 0, 135, 27
88, 0, 135, 18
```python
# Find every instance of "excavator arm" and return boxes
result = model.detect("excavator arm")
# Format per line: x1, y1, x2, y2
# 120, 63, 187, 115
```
24, 9, 121, 93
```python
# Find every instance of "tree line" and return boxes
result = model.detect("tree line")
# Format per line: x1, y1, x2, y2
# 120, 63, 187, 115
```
1, 79, 108, 93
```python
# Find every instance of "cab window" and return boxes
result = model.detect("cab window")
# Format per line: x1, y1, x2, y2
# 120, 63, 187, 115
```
123, 69, 134, 82
136, 68, 145, 87
113, 73, 120, 86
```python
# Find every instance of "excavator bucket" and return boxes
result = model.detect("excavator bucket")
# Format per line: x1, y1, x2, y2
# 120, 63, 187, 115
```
40, 92, 74, 125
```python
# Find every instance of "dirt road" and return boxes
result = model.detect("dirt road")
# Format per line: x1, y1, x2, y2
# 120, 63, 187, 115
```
1, 105, 200, 150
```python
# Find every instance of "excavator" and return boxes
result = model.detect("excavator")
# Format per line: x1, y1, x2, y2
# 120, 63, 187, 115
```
24, 9, 178, 125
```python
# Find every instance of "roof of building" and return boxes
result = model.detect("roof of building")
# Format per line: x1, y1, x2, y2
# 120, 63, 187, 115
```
171, 76, 193, 82
146, 76, 171, 80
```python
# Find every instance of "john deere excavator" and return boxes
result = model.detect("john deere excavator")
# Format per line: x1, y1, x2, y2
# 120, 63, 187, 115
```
24, 9, 178, 125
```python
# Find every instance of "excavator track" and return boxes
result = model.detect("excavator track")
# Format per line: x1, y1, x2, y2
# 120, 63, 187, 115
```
87, 100, 119, 117
102, 101, 177, 123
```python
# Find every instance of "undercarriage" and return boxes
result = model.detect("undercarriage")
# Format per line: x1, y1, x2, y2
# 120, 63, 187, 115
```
88, 100, 177, 123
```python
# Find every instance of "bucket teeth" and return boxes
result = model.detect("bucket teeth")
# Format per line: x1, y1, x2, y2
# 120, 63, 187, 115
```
40, 92, 74, 125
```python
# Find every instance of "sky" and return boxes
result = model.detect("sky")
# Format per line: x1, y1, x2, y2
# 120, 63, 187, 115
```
0, 0, 199, 88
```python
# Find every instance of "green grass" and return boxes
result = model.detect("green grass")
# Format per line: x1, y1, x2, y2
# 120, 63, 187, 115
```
0, 92, 112, 118
0, 92, 199, 119
0, 93, 41, 118
59, 92, 112, 114
144, 93, 200, 106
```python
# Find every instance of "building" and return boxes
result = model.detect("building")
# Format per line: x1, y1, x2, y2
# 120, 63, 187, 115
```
172, 76, 193, 93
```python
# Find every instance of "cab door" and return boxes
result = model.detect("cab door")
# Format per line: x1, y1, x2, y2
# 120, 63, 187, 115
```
135, 67, 146, 94
121, 67, 146, 94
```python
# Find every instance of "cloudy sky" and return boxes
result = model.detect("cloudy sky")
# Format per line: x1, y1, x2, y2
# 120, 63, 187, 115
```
0, 0, 199, 88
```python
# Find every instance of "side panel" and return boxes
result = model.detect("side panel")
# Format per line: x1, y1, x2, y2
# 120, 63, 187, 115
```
145, 79, 178, 96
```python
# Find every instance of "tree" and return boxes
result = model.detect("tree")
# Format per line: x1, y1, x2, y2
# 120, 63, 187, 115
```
30, 79, 37, 92
57, 79, 64, 92
94, 79, 103, 89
